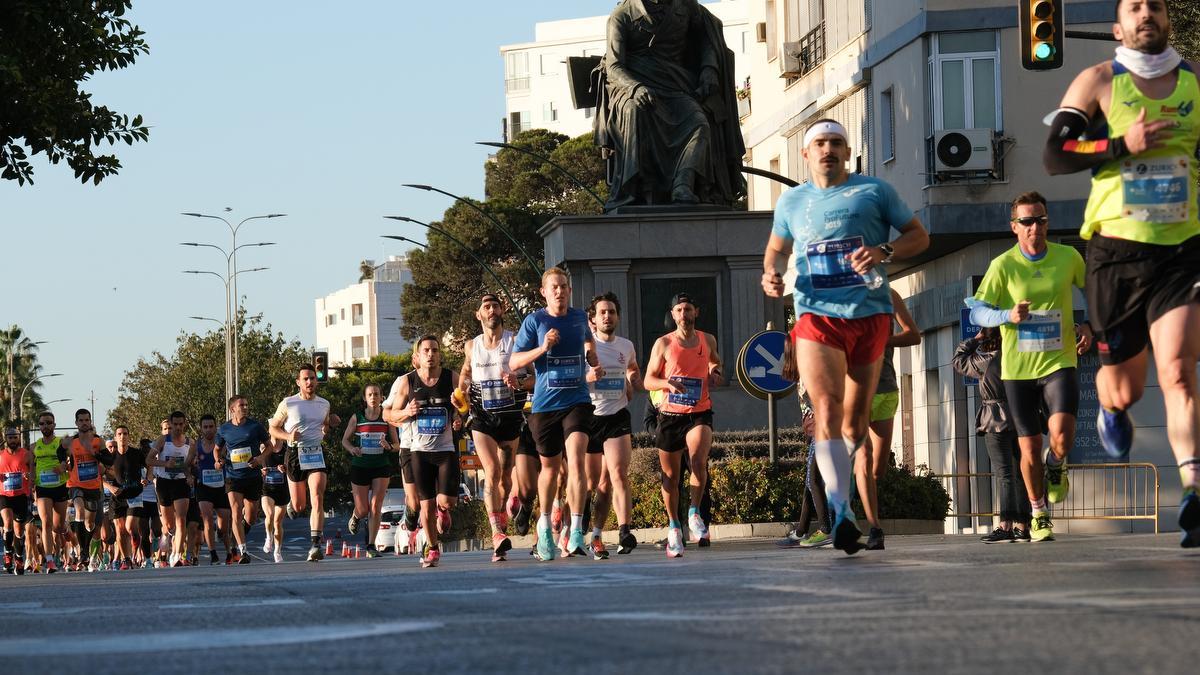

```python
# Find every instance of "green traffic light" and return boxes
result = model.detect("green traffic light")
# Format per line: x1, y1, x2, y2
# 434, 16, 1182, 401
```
1035, 42, 1055, 60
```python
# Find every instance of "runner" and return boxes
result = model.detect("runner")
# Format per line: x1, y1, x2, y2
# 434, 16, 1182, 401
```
509, 268, 602, 562
585, 292, 642, 557
103, 425, 145, 570
133, 438, 160, 568
1, 427, 31, 575
215, 395, 272, 564
855, 289, 921, 550
269, 363, 338, 562
193, 414, 234, 564
65, 408, 114, 571
385, 335, 464, 568
1044, 0, 1200, 546
761, 117, 929, 554
260, 439, 288, 563
643, 292, 722, 558
459, 293, 533, 562
969, 191, 1091, 542
147, 410, 196, 567
341, 384, 399, 558
31, 412, 68, 573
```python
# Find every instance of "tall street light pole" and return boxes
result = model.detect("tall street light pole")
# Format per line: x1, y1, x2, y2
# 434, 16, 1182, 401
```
19, 372, 61, 436
7, 339, 47, 421
183, 267, 268, 400
400, 184, 542, 277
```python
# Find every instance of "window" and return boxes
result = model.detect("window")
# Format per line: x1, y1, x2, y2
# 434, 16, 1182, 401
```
766, 0, 778, 61
505, 52, 529, 93
929, 31, 1000, 131
509, 111, 530, 137
325, 313, 336, 327
769, 157, 782, 207
351, 336, 366, 361
351, 303, 364, 326
340, 308, 345, 320
539, 53, 554, 76
543, 101, 558, 122
881, 87, 895, 163
637, 276, 720, 368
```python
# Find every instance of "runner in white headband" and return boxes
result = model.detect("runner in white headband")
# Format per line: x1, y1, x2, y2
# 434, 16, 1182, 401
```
802, 120, 848, 148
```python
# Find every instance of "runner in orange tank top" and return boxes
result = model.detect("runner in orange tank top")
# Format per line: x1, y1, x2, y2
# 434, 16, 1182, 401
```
65, 408, 114, 571
644, 292, 723, 558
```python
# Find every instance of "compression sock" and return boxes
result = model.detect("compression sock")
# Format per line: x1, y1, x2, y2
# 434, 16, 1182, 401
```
571, 513, 583, 532
1046, 452, 1064, 467
813, 439, 853, 520
310, 531, 321, 547
669, 519, 680, 529
1180, 458, 1200, 489
488, 512, 504, 535
2, 529, 11, 553
593, 526, 602, 540
688, 505, 699, 520
1030, 496, 1047, 513
537, 513, 550, 532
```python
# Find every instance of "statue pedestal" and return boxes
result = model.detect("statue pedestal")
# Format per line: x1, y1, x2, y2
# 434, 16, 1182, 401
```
539, 209, 801, 431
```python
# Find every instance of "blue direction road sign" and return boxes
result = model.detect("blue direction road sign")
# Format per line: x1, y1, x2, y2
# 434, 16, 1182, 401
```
738, 330, 795, 398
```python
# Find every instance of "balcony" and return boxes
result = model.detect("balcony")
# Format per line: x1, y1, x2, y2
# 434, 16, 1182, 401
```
782, 21, 826, 79
505, 76, 530, 94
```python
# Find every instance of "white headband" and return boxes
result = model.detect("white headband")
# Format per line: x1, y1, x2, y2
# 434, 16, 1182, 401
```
803, 121, 848, 148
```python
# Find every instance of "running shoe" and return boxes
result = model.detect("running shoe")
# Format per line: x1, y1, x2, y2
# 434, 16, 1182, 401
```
228, 550, 240, 565
592, 536, 609, 560
238, 551, 251, 564
212, 550, 221, 565
1030, 512, 1055, 542
535, 524, 556, 562
798, 530, 832, 548
3, 553, 12, 574
437, 508, 451, 535
1179, 487, 1200, 549
1097, 408, 1135, 461
551, 503, 563, 536
831, 512, 864, 555
558, 524, 571, 557
366, 546, 380, 559
348, 513, 360, 536
87, 557, 98, 573
263, 537, 273, 554
697, 533, 711, 547
170, 553, 183, 568
142, 560, 154, 569
13, 556, 25, 576
491, 532, 512, 562
687, 513, 709, 544
1012, 526, 1031, 542
286, 504, 297, 520
617, 530, 637, 554
306, 545, 323, 562
865, 527, 885, 551
189, 555, 199, 566
568, 529, 587, 557
665, 527, 684, 559
421, 543, 440, 568
980, 527, 1015, 544
45, 559, 58, 574
1045, 457, 1070, 504
273, 549, 284, 564
513, 502, 532, 536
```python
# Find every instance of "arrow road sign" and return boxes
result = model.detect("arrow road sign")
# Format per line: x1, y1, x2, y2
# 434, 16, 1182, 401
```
737, 330, 795, 400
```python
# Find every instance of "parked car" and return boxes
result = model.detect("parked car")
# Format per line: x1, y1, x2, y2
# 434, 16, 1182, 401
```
374, 488, 410, 553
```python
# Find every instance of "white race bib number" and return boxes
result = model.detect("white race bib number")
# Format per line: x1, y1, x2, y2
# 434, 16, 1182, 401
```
201, 469, 224, 488
358, 432, 384, 455
547, 355, 582, 389
1121, 155, 1190, 223
480, 379, 515, 411
592, 375, 626, 400
667, 376, 703, 407
38, 469, 60, 487
806, 236, 867, 290
264, 468, 286, 485
417, 408, 448, 436
3, 472, 22, 492
297, 445, 326, 471
76, 461, 99, 482
229, 447, 253, 470
1016, 309, 1063, 353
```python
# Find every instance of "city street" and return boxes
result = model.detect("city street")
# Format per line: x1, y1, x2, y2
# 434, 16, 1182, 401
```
2, 530, 1197, 674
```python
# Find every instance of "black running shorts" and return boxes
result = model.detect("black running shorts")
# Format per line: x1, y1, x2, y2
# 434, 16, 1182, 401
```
588, 408, 632, 454
411, 451, 461, 501
1003, 368, 1080, 439
528, 403, 594, 458
656, 410, 714, 453
350, 464, 392, 486
470, 411, 523, 443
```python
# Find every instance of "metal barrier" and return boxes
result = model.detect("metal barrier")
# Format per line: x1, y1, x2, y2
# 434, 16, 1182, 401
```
933, 462, 1160, 534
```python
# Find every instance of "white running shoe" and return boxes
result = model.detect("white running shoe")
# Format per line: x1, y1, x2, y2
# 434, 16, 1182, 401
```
273, 549, 283, 564
262, 537, 273, 554
666, 527, 684, 559
687, 513, 708, 543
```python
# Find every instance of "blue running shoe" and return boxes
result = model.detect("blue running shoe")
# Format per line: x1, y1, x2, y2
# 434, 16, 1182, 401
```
1097, 408, 1134, 460
831, 509, 864, 556
535, 524, 556, 562
567, 529, 587, 557
1179, 488, 1200, 549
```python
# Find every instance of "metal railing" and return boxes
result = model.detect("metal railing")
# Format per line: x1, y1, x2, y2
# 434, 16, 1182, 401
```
796, 21, 826, 77
934, 462, 1160, 533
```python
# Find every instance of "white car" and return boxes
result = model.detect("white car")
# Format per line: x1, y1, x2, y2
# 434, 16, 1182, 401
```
374, 488, 411, 553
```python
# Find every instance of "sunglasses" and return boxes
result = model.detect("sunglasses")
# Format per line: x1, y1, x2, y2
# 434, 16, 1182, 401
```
1012, 216, 1048, 226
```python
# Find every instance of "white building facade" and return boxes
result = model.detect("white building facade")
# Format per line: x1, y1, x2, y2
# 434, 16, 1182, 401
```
500, 0, 753, 141
314, 256, 412, 366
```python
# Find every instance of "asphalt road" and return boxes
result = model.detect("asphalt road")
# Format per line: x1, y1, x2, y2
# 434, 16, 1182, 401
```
2, 529, 1198, 674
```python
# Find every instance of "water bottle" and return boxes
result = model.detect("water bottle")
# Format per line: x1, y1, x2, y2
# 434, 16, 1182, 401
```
861, 267, 884, 290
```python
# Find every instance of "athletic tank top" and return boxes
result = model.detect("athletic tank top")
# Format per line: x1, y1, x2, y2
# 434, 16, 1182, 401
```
1082, 61, 1200, 244
407, 369, 455, 452
67, 437, 104, 489
0, 448, 30, 496
351, 410, 390, 469
194, 437, 223, 488
156, 437, 189, 480
660, 330, 713, 414
468, 331, 523, 415
33, 437, 67, 488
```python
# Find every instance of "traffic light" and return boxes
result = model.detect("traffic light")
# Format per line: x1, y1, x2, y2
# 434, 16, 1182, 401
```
1020, 0, 1064, 71
312, 349, 329, 382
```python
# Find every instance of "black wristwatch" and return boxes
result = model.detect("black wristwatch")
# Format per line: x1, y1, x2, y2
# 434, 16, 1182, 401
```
878, 243, 895, 264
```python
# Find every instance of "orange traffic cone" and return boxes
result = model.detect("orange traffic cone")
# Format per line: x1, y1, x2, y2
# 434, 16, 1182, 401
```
324, 540, 333, 556
354, 545, 362, 558
341, 542, 350, 558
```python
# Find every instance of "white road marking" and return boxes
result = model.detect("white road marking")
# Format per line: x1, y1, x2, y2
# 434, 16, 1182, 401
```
418, 588, 499, 595
511, 572, 701, 587
159, 598, 304, 609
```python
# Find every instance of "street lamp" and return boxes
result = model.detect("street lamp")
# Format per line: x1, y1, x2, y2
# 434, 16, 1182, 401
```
183, 266, 269, 399
388, 236, 428, 250
7, 339, 47, 421
180, 211, 285, 319
401, 184, 542, 277
383, 217, 525, 318
18, 372, 61, 440
477, 141, 606, 208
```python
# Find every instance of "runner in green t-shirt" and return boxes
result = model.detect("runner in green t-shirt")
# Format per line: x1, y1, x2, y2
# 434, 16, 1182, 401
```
970, 191, 1092, 543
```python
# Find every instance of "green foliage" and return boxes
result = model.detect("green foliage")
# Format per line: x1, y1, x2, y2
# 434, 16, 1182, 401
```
709, 457, 806, 525
445, 498, 489, 541
1173, 3, 1200, 62
0, 0, 151, 185
0, 324, 48, 427
859, 463, 952, 522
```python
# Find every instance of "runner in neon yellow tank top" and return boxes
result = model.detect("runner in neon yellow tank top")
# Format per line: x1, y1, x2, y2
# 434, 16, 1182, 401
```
1044, 0, 1200, 548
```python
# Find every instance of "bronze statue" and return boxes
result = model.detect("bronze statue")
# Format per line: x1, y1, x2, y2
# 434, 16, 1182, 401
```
594, 0, 746, 211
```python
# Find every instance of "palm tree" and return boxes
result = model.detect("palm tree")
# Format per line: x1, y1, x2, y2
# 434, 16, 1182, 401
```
359, 260, 375, 283
0, 324, 47, 427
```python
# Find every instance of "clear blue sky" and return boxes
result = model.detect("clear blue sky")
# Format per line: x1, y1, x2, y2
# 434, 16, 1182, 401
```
1, 1, 619, 430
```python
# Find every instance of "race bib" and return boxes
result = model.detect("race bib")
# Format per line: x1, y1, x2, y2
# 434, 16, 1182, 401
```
201, 469, 224, 488
480, 379, 515, 411
3, 472, 22, 492
1121, 156, 1190, 223
297, 445, 325, 471
76, 460, 99, 482
38, 469, 60, 487
592, 375, 626, 400
546, 355, 582, 389
264, 468, 286, 485
229, 447, 253, 470
806, 236, 867, 290
667, 376, 703, 407
417, 408, 448, 436
358, 432, 384, 455
1016, 309, 1063, 353
126, 493, 144, 509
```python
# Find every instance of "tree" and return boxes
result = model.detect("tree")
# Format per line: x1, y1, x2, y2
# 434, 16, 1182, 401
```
399, 129, 606, 346
1173, 3, 1200, 61
0, 325, 47, 428
358, 260, 375, 282
0, 0, 150, 185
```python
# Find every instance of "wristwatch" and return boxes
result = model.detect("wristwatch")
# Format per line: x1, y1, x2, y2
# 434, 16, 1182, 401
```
878, 243, 895, 264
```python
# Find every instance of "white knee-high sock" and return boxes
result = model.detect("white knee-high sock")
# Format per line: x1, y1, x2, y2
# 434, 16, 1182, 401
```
814, 439, 853, 520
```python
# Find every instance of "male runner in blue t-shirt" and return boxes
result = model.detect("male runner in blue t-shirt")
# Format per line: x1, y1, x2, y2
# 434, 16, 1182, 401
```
762, 118, 929, 554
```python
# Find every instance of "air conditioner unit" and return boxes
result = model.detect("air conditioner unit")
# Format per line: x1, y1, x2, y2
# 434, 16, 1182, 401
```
781, 40, 804, 77
933, 128, 995, 172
